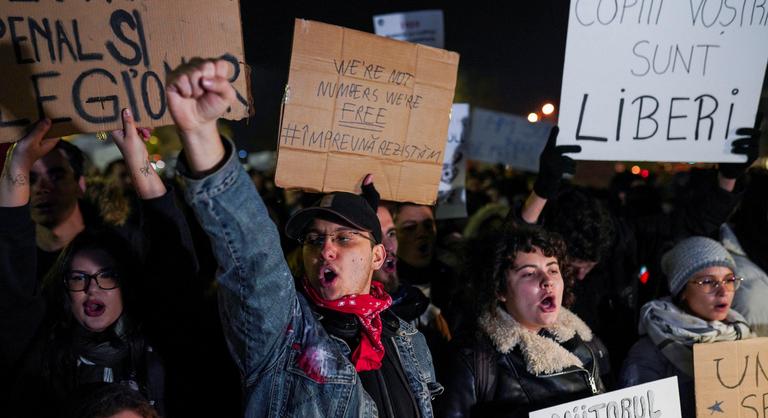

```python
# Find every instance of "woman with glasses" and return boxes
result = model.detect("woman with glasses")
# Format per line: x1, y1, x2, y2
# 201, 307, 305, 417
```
619, 236, 754, 417
1, 110, 197, 417
43, 230, 166, 415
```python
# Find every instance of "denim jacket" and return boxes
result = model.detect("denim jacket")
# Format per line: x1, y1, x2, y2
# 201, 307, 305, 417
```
178, 140, 442, 417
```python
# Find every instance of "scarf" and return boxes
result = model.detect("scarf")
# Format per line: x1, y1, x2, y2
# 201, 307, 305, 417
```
302, 278, 392, 372
639, 298, 753, 377
73, 317, 134, 385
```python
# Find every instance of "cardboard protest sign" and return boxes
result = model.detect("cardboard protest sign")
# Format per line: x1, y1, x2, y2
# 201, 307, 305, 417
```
558, 1, 768, 162
694, 337, 768, 417
275, 19, 459, 204
435, 103, 469, 219
0, 0, 250, 143
529, 376, 681, 418
373, 10, 445, 48
466, 107, 552, 172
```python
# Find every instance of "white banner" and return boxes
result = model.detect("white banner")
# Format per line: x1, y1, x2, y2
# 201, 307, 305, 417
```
373, 10, 444, 48
467, 107, 552, 172
529, 377, 681, 418
436, 103, 469, 220
558, 0, 768, 162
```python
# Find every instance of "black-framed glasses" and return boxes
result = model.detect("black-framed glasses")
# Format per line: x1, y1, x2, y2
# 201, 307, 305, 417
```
65, 269, 120, 292
689, 276, 743, 294
300, 230, 375, 249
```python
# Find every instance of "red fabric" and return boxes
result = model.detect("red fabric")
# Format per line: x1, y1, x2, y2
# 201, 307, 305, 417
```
302, 278, 392, 372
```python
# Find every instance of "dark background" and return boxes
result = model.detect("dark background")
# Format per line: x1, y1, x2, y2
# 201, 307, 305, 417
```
233, 1, 570, 151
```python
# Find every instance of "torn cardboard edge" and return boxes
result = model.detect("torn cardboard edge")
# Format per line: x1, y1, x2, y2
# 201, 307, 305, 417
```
274, 18, 459, 205
0, 0, 251, 143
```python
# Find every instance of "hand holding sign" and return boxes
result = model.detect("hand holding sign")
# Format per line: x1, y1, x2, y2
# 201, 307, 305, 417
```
166, 58, 235, 175
533, 126, 582, 199
110, 109, 151, 164
111, 108, 165, 199
361, 173, 380, 211
0, 118, 57, 208
719, 113, 763, 179
5, 119, 57, 173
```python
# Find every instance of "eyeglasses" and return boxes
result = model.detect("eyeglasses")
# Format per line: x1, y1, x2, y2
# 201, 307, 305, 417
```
65, 269, 120, 292
301, 230, 375, 248
688, 276, 743, 294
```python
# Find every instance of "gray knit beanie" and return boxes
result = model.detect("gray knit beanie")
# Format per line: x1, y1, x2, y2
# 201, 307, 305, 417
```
662, 236, 736, 297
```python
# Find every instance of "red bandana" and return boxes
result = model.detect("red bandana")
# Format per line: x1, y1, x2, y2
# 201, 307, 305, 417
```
302, 278, 393, 372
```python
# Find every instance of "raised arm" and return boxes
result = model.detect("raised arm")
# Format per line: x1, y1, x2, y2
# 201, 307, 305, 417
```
110, 109, 165, 199
717, 113, 762, 192
167, 58, 232, 176
519, 126, 581, 224
0, 119, 57, 208
0, 119, 57, 370
165, 59, 297, 379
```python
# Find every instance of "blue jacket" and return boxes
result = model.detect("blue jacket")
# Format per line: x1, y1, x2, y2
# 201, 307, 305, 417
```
178, 140, 442, 417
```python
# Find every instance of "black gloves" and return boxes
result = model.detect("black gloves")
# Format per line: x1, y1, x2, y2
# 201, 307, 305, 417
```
533, 126, 582, 199
361, 177, 380, 211
719, 113, 763, 180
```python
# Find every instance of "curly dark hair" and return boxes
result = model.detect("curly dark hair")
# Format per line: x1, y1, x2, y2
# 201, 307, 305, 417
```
473, 225, 575, 316
542, 187, 616, 263
66, 383, 159, 418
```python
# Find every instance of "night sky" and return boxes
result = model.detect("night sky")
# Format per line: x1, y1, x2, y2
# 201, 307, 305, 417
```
232, 1, 570, 151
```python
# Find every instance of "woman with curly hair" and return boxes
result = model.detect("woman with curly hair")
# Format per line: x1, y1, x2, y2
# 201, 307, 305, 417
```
436, 225, 606, 418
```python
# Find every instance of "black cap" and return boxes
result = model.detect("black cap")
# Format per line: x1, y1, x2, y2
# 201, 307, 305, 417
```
285, 192, 382, 243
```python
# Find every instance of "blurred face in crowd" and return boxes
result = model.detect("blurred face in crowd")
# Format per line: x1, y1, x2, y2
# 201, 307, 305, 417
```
30, 149, 84, 227
302, 219, 386, 300
570, 258, 597, 281
395, 204, 436, 268
499, 247, 564, 333
110, 411, 145, 418
67, 249, 124, 332
680, 266, 737, 322
373, 206, 399, 293
107, 160, 132, 191
284, 189, 303, 208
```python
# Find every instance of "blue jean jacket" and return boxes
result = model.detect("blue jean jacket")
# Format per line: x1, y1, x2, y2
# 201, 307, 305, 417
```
179, 140, 442, 417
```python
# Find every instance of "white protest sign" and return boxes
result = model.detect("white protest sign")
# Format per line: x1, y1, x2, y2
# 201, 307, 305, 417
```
467, 107, 552, 172
529, 376, 681, 418
558, 1, 768, 162
373, 10, 444, 48
436, 103, 469, 220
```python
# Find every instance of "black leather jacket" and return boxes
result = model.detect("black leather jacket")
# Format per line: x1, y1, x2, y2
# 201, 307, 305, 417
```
435, 309, 607, 418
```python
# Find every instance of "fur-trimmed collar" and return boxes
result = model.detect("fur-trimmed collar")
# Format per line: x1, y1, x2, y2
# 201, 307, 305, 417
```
479, 306, 593, 375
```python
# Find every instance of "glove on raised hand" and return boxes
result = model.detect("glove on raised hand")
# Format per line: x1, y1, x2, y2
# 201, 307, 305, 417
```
719, 113, 763, 180
533, 126, 582, 199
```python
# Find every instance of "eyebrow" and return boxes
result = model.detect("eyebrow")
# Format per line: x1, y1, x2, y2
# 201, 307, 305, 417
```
691, 274, 732, 281
306, 226, 360, 234
68, 267, 115, 275
512, 261, 559, 272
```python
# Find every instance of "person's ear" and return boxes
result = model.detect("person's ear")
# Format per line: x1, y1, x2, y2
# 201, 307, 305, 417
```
371, 243, 386, 270
77, 176, 86, 197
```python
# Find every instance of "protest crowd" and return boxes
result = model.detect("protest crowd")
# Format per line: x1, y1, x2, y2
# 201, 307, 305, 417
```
1, 5, 768, 418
